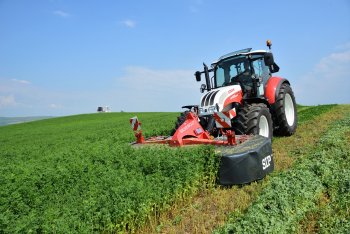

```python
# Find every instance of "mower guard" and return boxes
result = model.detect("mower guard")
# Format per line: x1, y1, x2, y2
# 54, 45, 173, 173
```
216, 135, 273, 185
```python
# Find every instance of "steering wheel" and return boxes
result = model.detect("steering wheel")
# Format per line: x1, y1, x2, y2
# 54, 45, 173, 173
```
230, 74, 246, 93
231, 73, 244, 82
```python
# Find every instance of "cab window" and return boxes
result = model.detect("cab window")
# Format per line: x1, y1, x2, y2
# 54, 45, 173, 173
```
251, 57, 270, 83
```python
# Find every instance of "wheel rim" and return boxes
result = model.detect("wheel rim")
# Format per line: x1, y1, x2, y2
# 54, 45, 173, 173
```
284, 93, 295, 126
259, 115, 269, 138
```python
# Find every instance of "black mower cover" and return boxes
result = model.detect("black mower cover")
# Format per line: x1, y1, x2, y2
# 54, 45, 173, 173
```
216, 135, 273, 185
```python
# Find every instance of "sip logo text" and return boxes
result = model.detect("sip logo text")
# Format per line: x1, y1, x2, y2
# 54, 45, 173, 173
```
262, 155, 272, 170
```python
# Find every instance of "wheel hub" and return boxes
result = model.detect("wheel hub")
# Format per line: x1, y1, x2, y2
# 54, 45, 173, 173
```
284, 93, 295, 126
259, 115, 269, 138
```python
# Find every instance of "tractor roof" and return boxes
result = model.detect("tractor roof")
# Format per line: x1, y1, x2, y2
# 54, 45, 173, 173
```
212, 48, 267, 65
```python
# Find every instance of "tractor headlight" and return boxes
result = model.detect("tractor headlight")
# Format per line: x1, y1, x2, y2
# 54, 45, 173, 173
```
208, 106, 216, 113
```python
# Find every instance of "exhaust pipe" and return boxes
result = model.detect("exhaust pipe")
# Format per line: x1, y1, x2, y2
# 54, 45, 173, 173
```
203, 63, 211, 91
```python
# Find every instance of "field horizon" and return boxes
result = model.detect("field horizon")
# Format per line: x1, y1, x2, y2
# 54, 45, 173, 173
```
0, 103, 342, 127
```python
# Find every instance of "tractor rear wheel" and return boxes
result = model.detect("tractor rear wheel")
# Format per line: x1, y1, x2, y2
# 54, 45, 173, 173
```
232, 103, 273, 139
272, 83, 297, 136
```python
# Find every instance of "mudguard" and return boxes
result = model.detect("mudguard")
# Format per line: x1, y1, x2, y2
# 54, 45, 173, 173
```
217, 135, 274, 185
265, 77, 290, 105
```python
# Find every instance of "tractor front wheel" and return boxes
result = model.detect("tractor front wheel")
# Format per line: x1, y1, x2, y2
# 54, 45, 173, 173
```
170, 111, 218, 136
272, 83, 298, 136
170, 111, 190, 135
233, 103, 273, 139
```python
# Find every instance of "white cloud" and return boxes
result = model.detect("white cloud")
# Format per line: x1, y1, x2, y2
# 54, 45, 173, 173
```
294, 44, 350, 105
53, 10, 70, 18
0, 67, 203, 115
11, 79, 31, 84
0, 78, 84, 116
0, 77, 98, 115
336, 41, 350, 50
49, 103, 63, 109
114, 66, 201, 112
121, 19, 136, 28
0, 95, 17, 108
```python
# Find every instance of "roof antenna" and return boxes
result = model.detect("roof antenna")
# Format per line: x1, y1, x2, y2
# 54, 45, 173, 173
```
266, 40, 272, 52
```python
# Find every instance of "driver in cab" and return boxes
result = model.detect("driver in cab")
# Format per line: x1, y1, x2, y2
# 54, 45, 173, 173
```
230, 61, 253, 95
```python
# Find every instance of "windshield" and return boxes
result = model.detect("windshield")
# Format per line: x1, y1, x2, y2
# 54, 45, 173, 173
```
214, 55, 248, 88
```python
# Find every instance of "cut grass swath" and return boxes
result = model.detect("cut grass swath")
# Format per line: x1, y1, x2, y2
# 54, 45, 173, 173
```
214, 105, 350, 233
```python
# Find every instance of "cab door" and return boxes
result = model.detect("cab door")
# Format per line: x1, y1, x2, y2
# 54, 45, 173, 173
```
251, 57, 270, 96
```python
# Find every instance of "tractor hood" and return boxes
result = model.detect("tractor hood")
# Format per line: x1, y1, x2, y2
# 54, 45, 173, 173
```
198, 85, 243, 116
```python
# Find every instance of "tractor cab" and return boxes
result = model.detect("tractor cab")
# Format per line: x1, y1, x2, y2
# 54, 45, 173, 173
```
196, 48, 280, 99
214, 49, 268, 98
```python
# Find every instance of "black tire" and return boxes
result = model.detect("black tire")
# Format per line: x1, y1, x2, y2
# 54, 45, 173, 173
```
170, 111, 189, 135
272, 83, 298, 136
232, 103, 273, 139
170, 111, 218, 136
203, 116, 219, 137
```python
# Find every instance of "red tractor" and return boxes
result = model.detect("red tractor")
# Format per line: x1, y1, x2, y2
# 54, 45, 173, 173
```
130, 41, 297, 185
174, 40, 297, 139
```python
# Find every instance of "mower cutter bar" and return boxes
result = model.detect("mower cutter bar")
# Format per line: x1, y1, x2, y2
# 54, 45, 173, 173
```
130, 113, 249, 147
129, 113, 274, 185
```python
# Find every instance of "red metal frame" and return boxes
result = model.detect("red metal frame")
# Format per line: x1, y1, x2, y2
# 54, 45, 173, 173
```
130, 112, 250, 147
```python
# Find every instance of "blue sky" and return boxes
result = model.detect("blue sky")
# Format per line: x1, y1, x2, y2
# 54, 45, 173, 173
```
0, 0, 349, 116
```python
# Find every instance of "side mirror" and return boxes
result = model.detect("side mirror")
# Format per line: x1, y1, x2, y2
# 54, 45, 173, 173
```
264, 52, 275, 66
269, 63, 280, 73
195, 71, 201, 82
200, 84, 206, 93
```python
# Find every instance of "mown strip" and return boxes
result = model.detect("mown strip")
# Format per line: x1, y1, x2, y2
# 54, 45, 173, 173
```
297, 118, 350, 233
297, 104, 337, 124
215, 105, 350, 233
272, 104, 338, 171
137, 105, 341, 233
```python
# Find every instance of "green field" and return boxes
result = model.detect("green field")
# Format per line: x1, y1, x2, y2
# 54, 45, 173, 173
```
0, 105, 349, 233
0, 113, 219, 233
